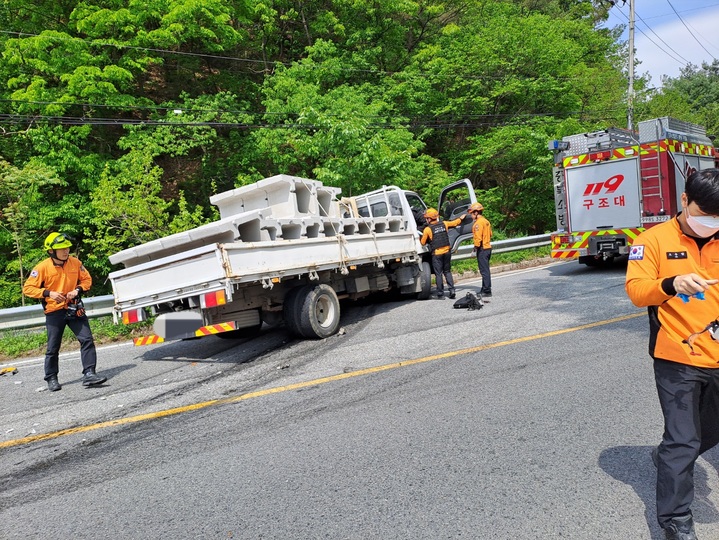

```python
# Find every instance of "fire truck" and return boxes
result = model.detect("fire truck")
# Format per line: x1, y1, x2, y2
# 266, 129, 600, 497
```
549, 117, 716, 266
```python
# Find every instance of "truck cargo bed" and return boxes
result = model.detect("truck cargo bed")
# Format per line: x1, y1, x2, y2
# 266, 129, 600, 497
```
110, 230, 418, 310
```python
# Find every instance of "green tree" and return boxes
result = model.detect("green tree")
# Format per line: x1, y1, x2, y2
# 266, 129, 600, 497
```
252, 39, 451, 196
0, 159, 64, 305
639, 61, 719, 137
0, 0, 645, 307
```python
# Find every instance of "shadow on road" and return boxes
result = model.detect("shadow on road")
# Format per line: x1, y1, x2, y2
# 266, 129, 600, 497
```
599, 445, 719, 539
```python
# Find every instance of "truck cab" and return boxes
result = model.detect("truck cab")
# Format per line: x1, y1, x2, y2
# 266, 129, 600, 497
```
348, 180, 476, 299
350, 179, 476, 252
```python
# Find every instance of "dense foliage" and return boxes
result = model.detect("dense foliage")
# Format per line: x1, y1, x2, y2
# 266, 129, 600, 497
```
0, 0, 708, 308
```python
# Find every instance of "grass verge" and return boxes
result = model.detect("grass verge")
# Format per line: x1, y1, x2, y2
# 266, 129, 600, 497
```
0, 316, 153, 363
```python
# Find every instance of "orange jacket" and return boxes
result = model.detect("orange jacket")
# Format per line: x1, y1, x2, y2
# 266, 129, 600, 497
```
472, 215, 492, 249
625, 217, 719, 368
23, 257, 92, 314
421, 218, 463, 255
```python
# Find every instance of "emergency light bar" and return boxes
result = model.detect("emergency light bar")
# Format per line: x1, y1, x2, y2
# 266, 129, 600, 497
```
548, 140, 570, 151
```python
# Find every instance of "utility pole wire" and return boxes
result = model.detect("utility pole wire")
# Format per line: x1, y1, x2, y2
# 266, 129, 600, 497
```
680, 17, 719, 54
665, 0, 716, 58
634, 12, 690, 65
611, 6, 687, 66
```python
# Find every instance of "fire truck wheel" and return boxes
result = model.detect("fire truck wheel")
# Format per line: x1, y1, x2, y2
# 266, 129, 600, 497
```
417, 260, 432, 300
296, 284, 341, 339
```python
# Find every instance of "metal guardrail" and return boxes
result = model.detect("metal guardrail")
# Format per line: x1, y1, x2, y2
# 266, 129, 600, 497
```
453, 233, 551, 260
0, 234, 551, 332
0, 296, 116, 331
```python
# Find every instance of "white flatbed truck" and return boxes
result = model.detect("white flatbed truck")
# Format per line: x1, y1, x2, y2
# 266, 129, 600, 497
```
109, 174, 476, 344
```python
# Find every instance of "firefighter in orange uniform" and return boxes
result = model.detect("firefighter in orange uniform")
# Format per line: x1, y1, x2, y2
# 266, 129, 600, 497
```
23, 232, 107, 392
469, 202, 492, 297
625, 169, 719, 540
420, 208, 466, 299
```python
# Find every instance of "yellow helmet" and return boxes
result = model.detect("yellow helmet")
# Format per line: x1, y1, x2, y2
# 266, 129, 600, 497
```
424, 208, 439, 219
44, 232, 73, 251
469, 202, 484, 212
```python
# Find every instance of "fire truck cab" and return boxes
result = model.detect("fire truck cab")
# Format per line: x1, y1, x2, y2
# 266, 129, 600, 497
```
549, 117, 716, 266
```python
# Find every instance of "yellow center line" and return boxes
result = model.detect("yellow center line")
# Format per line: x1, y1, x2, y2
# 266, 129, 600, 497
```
1, 312, 644, 449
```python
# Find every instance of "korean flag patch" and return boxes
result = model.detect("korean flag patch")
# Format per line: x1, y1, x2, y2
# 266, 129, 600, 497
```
629, 245, 644, 261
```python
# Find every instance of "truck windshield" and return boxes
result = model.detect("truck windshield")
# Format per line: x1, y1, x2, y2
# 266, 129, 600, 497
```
405, 193, 426, 215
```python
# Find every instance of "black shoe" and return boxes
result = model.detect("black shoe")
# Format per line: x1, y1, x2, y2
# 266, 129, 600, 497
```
47, 376, 61, 392
652, 445, 659, 468
664, 514, 697, 540
82, 369, 107, 386
448, 292, 456, 299
435, 294, 446, 300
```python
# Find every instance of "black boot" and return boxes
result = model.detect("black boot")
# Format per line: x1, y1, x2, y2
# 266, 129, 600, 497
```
47, 375, 61, 392
82, 369, 107, 386
664, 514, 697, 540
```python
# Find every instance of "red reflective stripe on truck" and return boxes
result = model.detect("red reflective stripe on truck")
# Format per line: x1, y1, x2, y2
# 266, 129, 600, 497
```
134, 335, 164, 346
195, 322, 236, 336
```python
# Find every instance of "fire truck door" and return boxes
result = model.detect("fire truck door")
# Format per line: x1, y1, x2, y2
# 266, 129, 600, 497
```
668, 154, 716, 211
565, 158, 642, 231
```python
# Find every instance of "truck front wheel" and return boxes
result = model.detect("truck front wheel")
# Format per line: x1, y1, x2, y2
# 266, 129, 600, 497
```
417, 260, 432, 300
293, 284, 341, 339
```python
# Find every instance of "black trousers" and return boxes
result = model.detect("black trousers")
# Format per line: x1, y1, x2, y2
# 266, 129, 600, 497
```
475, 248, 492, 295
44, 310, 97, 380
654, 358, 719, 527
431, 252, 454, 296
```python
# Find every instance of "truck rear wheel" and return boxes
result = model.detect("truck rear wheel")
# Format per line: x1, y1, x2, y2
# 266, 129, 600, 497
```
283, 285, 307, 337
417, 260, 432, 300
295, 284, 341, 339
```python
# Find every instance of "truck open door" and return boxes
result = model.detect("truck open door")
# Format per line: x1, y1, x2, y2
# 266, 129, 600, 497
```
438, 178, 477, 252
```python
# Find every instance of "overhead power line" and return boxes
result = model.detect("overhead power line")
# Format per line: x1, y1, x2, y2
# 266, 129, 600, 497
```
636, 2, 719, 22
0, 106, 629, 130
665, 0, 715, 58
611, 5, 687, 67
0, 98, 629, 124
634, 11, 690, 65
0, 30, 582, 84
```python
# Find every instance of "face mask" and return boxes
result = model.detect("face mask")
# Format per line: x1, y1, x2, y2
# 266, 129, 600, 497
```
684, 205, 719, 237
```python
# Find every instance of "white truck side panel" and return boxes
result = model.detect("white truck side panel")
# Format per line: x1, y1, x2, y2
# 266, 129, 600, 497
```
110, 244, 229, 307
566, 157, 642, 231
110, 230, 418, 309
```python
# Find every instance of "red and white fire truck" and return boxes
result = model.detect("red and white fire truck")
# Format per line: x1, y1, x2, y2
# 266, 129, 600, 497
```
549, 117, 716, 266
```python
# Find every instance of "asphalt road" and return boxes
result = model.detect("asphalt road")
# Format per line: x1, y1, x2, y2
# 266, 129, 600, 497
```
1, 261, 718, 539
